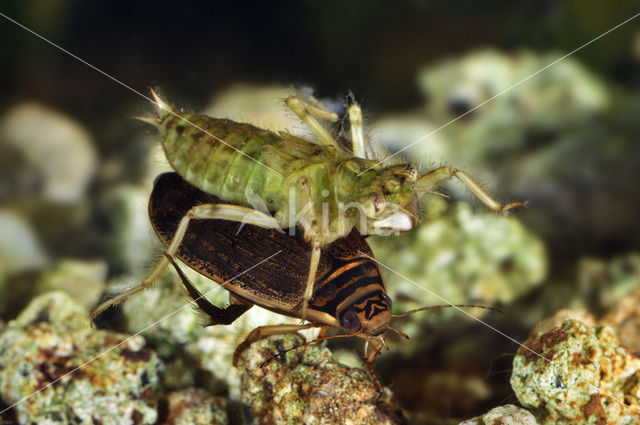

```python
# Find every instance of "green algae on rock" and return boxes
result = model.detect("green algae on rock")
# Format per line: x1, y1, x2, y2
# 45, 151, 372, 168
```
236, 333, 405, 425
459, 404, 539, 425
511, 320, 640, 425
0, 291, 161, 425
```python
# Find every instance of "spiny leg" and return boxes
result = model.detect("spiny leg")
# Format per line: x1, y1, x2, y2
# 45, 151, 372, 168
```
165, 253, 252, 325
362, 338, 385, 392
417, 166, 527, 212
232, 323, 321, 366
90, 203, 282, 320
347, 103, 367, 158
286, 96, 340, 149
90, 256, 170, 320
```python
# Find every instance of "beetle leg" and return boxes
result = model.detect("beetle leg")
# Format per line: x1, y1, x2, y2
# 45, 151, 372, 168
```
299, 241, 321, 321
233, 323, 320, 367
165, 253, 252, 325
347, 103, 367, 158
90, 203, 283, 320
293, 176, 322, 321
362, 345, 383, 393
417, 166, 527, 213
286, 96, 341, 149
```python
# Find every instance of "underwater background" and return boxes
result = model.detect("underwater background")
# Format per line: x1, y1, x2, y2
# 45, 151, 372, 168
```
2, 1, 640, 424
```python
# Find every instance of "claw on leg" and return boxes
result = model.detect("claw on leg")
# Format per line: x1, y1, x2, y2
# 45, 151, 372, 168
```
417, 166, 527, 213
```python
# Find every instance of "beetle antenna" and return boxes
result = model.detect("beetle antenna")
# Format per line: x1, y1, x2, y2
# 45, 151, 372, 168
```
391, 303, 502, 318
386, 325, 409, 339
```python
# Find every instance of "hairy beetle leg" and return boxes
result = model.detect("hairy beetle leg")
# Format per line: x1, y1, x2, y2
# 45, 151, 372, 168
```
90, 203, 282, 321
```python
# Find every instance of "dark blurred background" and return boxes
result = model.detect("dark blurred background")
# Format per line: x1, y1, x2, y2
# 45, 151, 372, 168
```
3, 1, 639, 112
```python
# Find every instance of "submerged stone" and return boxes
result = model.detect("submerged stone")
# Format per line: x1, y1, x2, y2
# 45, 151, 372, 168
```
459, 404, 539, 425
0, 292, 161, 425
511, 319, 640, 425
236, 333, 405, 425
165, 388, 227, 425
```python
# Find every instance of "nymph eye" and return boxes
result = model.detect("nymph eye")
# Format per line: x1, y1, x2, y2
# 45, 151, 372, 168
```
340, 310, 361, 333
405, 163, 418, 179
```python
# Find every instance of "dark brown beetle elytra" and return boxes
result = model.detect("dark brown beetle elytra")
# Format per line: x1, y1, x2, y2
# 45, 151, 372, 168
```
149, 172, 395, 361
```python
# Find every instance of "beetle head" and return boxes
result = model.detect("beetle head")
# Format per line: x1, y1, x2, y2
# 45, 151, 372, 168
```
337, 290, 392, 336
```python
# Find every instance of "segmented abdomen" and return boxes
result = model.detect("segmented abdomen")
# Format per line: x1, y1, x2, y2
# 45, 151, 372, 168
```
159, 113, 285, 209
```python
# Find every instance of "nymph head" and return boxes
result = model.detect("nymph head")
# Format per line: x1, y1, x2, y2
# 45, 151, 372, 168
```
355, 163, 419, 233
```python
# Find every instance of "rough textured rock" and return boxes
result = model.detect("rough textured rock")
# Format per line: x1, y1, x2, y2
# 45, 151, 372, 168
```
459, 404, 539, 425
603, 284, 640, 352
163, 388, 227, 425
511, 320, 640, 424
0, 292, 162, 425
236, 333, 405, 425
